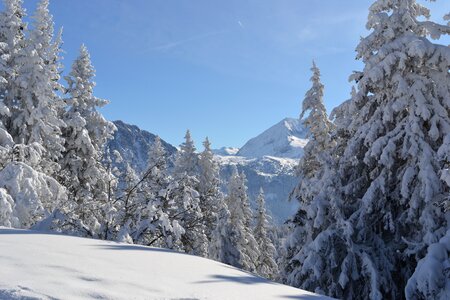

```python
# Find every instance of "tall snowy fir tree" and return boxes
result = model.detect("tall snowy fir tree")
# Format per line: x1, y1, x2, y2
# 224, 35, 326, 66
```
115, 163, 139, 243
171, 130, 208, 256
221, 167, 260, 272
59, 45, 116, 237
283, 61, 337, 292
0, 0, 67, 229
0, 0, 26, 134
290, 61, 335, 206
198, 137, 223, 247
118, 136, 184, 249
208, 196, 232, 263
12, 0, 65, 176
254, 188, 279, 280
0, 0, 26, 168
284, 1, 450, 299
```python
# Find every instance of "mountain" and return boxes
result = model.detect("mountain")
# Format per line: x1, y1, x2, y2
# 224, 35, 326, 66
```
0, 228, 330, 300
107, 120, 177, 173
212, 147, 240, 156
216, 155, 299, 224
215, 117, 308, 224
106, 118, 308, 224
237, 118, 308, 159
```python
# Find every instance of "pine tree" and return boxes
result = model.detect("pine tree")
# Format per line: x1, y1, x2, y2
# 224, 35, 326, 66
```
209, 197, 231, 262
290, 61, 335, 223
299, 61, 334, 156
0, 1, 69, 230
59, 45, 116, 237
12, 0, 65, 176
284, 1, 450, 299
198, 137, 223, 247
283, 62, 337, 293
405, 161, 450, 300
175, 129, 198, 175
121, 136, 184, 248
222, 166, 259, 272
254, 188, 279, 280
0, 0, 27, 131
171, 130, 208, 256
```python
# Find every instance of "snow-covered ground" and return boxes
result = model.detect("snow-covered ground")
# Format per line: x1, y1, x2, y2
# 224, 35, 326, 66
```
0, 228, 330, 300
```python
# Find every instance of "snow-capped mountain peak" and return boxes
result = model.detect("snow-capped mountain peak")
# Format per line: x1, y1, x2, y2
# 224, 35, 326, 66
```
237, 118, 308, 159
212, 147, 240, 156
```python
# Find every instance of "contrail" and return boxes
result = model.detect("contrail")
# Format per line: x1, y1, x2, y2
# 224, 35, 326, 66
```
150, 30, 228, 51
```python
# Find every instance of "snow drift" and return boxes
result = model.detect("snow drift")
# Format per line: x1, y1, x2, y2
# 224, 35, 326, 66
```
0, 228, 330, 300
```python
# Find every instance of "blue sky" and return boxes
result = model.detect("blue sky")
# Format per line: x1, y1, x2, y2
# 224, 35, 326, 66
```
18, 0, 450, 148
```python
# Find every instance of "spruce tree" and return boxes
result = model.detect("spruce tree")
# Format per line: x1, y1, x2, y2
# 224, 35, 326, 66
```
122, 136, 184, 248
0, 0, 68, 229
223, 167, 260, 272
198, 137, 223, 246
0, 0, 26, 132
59, 45, 116, 237
13, 0, 65, 176
290, 61, 335, 211
283, 61, 337, 293
254, 188, 279, 280
209, 197, 231, 263
171, 130, 208, 256
284, 1, 450, 299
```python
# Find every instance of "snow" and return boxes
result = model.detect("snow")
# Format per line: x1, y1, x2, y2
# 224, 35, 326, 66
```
107, 120, 177, 174
237, 118, 309, 159
215, 155, 299, 224
0, 227, 330, 300
107, 118, 303, 224
212, 147, 240, 156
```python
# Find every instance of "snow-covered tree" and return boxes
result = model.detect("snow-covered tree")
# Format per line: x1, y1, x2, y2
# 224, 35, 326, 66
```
119, 137, 184, 248
284, 1, 450, 299
116, 162, 140, 241
11, 0, 65, 175
254, 188, 278, 280
441, 168, 450, 212
171, 130, 208, 256
209, 197, 232, 262
0, 1, 71, 230
174, 130, 198, 175
64, 45, 116, 155
0, 188, 16, 227
58, 45, 116, 237
289, 61, 335, 226
300, 62, 334, 152
405, 161, 450, 300
283, 61, 338, 292
405, 229, 450, 300
0, 162, 66, 228
0, 0, 27, 131
222, 167, 259, 272
198, 137, 223, 245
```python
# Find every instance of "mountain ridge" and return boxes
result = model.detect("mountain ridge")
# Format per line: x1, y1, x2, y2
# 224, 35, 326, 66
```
237, 118, 308, 159
107, 118, 307, 223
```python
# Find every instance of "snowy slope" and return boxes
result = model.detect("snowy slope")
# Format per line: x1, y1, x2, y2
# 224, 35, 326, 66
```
0, 228, 330, 300
237, 118, 308, 159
